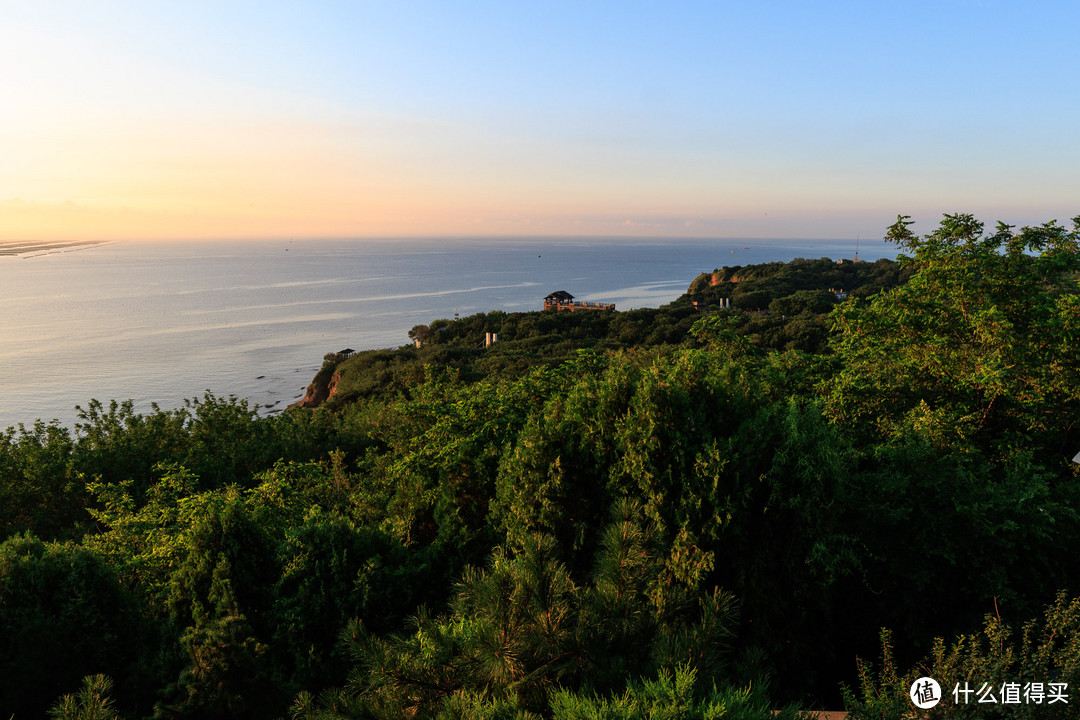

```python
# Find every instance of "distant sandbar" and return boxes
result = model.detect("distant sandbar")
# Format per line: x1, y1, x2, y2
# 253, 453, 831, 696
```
0, 240, 111, 256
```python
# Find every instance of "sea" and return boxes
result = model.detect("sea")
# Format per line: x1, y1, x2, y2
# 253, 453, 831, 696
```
0, 236, 895, 431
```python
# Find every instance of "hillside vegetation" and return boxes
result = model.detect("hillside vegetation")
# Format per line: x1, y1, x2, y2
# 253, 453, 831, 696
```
2, 214, 1080, 720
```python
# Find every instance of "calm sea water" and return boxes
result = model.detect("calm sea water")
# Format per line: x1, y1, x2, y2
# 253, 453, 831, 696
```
0, 237, 894, 430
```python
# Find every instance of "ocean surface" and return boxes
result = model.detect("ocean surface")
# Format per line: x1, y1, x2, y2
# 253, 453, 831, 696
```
0, 236, 895, 430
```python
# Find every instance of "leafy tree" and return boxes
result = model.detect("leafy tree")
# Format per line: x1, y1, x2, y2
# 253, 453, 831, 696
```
155, 556, 276, 719
409, 324, 434, 344
272, 512, 435, 692
86, 464, 220, 606
768, 289, 838, 317
830, 439, 1080, 658
73, 399, 190, 500
0, 536, 152, 718
826, 213, 1080, 455
373, 362, 568, 563
0, 420, 83, 539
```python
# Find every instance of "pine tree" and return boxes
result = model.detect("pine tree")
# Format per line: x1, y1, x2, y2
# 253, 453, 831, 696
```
49, 675, 123, 720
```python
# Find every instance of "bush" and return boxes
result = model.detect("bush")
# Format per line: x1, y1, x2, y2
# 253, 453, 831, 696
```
844, 592, 1080, 719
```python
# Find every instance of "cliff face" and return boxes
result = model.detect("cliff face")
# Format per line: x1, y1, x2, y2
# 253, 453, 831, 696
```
687, 270, 727, 293
290, 370, 341, 409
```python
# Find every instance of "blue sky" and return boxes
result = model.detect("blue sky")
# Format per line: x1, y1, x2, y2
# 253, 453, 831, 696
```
2, 0, 1078, 240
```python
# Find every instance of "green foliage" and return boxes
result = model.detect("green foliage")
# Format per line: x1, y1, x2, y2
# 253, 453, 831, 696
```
324, 306, 703, 411
272, 512, 436, 690
686, 257, 902, 308
50, 674, 124, 720
373, 362, 569, 561
409, 324, 434, 344
0, 393, 360, 542
831, 440, 1080, 657
7, 217, 1080, 716
768, 289, 838, 317
840, 629, 910, 720
827, 213, 1080, 454
0, 420, 84, 539
78, 457, 435, 717
434, 693, 542, 720
494, 345, 858, 698
85, 463, 231, 605
156, 556, 279, 719
73, 399, 190, 499
844, 592, 1080, 719
492, 346, 767, 575
0, 536, 151, 719
300, 502, 747, 719
549, 664, 812, 720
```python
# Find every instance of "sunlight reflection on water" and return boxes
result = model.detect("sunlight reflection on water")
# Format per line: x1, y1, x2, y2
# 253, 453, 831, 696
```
0, 237, 887, 429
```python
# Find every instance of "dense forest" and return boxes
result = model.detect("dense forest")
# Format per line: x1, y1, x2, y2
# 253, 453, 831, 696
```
3, 214, 1080, 719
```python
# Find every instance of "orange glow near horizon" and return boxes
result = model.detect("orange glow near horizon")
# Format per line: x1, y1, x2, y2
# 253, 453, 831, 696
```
4, 4, 1077, 243
0, 110, 959, 242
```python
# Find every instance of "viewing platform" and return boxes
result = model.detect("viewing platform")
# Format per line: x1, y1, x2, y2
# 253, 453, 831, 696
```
543, 290, 615, 312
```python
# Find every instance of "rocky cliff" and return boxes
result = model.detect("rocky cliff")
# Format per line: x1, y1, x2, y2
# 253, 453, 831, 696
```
289, 369, 341, 409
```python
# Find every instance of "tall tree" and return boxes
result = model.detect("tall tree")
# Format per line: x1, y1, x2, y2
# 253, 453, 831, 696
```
826, 213, 1080, 456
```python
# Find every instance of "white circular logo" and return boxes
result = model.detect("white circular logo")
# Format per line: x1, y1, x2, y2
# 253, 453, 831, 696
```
910, 677, 942, 709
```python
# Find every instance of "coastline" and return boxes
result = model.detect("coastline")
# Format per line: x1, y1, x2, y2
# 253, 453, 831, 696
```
0, 237, 888, 430
0, 239, 113, 257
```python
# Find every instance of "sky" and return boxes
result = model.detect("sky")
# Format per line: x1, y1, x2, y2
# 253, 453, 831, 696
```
2, 1, 1078, 241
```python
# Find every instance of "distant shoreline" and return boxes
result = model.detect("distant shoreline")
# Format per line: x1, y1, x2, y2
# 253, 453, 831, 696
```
0, 240, 112, 257
0, 237, 887, 430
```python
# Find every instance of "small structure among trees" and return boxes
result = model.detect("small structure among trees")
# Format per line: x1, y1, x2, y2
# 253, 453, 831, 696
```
543, 290, 615, 312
